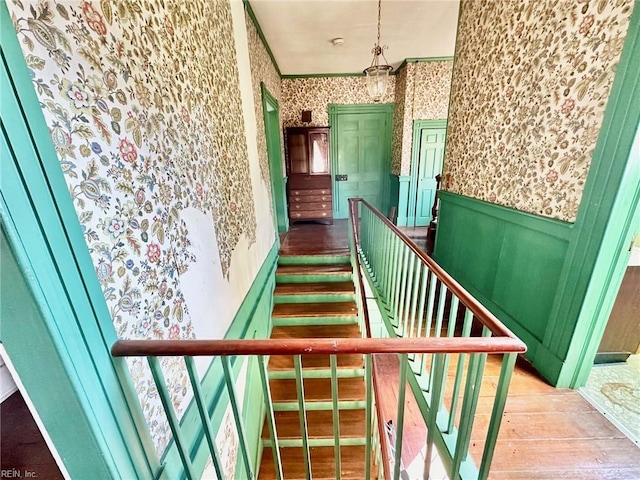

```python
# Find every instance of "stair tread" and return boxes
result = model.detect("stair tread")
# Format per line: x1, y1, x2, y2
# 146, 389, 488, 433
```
268, 354, 364, 370
276, 264, 352, 275
262, 410, 366, 440
258, 445, 376, 480
272, 302, 357, 318
270, 324, 362, 338
274, 282, 355, 295
269, 377, 365, 403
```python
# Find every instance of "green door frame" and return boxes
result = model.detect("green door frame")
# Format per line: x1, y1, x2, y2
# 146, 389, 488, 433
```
548, 7, 640, 388
1, 3, 159, 478
328, 103, 395, 216
261, 83, 288, 234
408, 119, 447, 226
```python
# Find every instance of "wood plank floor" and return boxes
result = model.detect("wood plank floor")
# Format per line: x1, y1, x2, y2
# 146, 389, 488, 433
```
273, 222, 640, 478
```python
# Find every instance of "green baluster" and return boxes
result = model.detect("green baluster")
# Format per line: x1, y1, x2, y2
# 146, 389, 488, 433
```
222, 356, 255, 480
424, 353, 446, 480
393, 354, 408, 480
147, 357, 197, 480
184, 357, 225, 480
365, 354, 373, 480
330, 355, 342, 480
294, 355, 312, 480
478, 352, 518, 480
447, 309, 474, 434
258, 355, 283, 480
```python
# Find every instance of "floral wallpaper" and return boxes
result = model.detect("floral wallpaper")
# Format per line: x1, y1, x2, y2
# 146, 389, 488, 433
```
444, 0, 633, 222
245, 12, 283, 187
8, 0, 258, 453
391, 60, 453, 175
281, 76, 396, 127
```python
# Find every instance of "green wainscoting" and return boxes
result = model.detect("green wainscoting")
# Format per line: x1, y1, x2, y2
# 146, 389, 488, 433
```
433, 192, 573, 384
160, 241, 278, 479
388, 175, 411, 226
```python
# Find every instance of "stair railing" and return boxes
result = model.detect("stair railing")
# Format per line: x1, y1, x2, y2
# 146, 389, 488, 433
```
110, 199, 525, 480
350, 197, 527, 479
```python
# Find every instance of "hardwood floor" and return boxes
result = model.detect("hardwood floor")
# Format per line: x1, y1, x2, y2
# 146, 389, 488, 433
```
0, 391, 64, 479
263, 221, 640, 479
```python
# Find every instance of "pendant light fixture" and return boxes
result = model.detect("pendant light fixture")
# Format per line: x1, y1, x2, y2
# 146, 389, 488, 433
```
363, 0, 393, 102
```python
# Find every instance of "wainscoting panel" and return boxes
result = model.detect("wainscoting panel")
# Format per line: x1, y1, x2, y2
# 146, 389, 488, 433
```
433, 192, 573, 376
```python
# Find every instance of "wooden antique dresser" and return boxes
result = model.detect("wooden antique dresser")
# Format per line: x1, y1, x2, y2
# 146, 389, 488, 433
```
285, 126, 333, 224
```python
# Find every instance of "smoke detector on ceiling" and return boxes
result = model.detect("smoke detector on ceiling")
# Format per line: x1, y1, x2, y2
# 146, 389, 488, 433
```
331, 37, 344, 46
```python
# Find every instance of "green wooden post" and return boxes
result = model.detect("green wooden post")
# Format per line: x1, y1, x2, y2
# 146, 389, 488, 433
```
393, 354, 408, 480
424, 353, 446, 480
400, 253, 417, 336
451, 328, 490, 479
447, 309, 474, 434
184, 357, 225, 480
411, 265, 429, 366
330, 355, 342, 480
478, 352, 518, 480
365, 354, 373, 480
407, 255, 422, 341
258, 355, 283, 480
294, 355, 312, 480
147, 357, 197, 480
222, 356, 255, 480
420, 272, 438, 376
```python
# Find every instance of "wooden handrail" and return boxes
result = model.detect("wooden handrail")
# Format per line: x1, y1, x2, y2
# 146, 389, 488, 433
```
354, 198, 524, 342
349, 198, 392, 480
111, 337, 526, 357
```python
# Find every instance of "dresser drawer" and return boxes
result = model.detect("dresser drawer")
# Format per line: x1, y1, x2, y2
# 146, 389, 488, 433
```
289, 194, 331, 203
290, 210, 332, 219
290, 203, 331, 212
290, 188, 331, 196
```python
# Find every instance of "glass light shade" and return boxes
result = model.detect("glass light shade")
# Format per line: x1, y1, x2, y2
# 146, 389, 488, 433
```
364, 64, 393, 102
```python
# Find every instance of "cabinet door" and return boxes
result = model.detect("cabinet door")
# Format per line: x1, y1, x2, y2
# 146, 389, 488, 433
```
308, 131, 329, 174
288, 131, 308, 174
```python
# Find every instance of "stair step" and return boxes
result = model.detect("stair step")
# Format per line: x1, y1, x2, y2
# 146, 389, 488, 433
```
268, 353, 364, 371
262, 437, 366, 448
270, 324, 362, 339
276, 264, 352, 283
272, 400, 367, 411
272, 301, 358, 326
262, 409, 366, 439
258, 445, 377, 480
268, 368, 364, 380
273, 282, 355, 304
269, 377, 365, 403
278, 254, 351, 266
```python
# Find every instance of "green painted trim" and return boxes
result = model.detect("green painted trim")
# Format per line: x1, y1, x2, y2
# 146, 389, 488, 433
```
278, 254, 350, 265
282, 72, 364, 79
268, 368, 364, 380
273, 293, 355, 304
391, 175, 412, 226
407, 120, 447, 226
160, 241, 279, 479
395, 56, 455, 73
328, 103, 395, 216
1, 3, 159, 477
261, 82, 289, 234
275, 273, 353, 283
272, 316, 358, 326
243, 0, 282, 76
552, 6, 640, 387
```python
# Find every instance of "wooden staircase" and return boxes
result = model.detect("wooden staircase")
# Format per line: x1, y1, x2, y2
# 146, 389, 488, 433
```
258, 253, 377, 479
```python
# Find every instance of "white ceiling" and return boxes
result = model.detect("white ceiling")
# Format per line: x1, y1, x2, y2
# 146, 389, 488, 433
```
249, 0, 460, 75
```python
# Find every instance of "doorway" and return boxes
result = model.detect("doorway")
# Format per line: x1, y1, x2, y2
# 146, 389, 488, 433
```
261, 83, 288, 234
329, 104, 394, 219
408, 120, 447, 227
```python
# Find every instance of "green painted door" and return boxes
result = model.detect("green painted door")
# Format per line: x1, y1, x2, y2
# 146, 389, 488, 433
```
414, 127, 446, 226
334, 113, 389, 218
